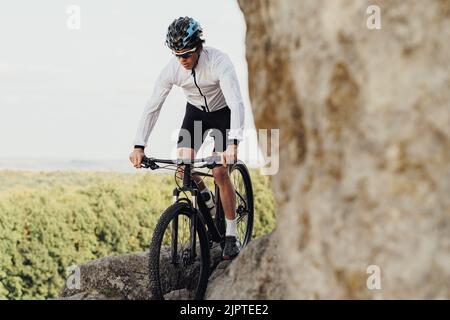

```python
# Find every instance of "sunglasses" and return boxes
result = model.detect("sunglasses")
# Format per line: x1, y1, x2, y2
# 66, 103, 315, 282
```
173, 47, 197, 59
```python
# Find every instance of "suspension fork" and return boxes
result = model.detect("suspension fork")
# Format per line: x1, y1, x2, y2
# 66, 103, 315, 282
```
171, 163, 192, 264
171, 164, 198, 263
181, 163, 198, 259
170, 187, 198, 264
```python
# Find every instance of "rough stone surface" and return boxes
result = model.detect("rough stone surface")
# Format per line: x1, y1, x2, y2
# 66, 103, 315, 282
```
59, 251, 151, 300
238, 0, 450, 299
58, 234, 280, 300
59, 246, 224, 300
205, 232, 285, 300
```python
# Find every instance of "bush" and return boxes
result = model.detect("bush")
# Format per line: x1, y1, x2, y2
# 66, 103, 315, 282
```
0, 169, 275, 299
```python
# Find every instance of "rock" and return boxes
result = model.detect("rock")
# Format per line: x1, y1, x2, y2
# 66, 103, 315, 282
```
164, 289, 191, 300
205, 232, 285, 300
59, 245, 224, 300
59, 251, 151, 300
238, 0, 450, 299
58, 234, 281, 300
54, 291, 118, 300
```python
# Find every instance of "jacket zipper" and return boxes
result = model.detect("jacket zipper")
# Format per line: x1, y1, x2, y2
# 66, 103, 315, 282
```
191, 68, 210, 112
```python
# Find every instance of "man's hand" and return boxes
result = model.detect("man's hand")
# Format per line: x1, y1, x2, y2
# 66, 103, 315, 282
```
129, 148, 145, 169
221, 144, 238, 167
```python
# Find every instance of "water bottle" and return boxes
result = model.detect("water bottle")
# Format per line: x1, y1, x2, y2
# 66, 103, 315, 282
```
201, 190, 216, 218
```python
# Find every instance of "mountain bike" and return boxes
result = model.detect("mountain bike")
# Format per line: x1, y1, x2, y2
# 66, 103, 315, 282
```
141, 155, 254, 300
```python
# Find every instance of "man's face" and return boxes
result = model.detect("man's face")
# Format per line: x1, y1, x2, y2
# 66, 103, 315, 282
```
173, 47, 199, 70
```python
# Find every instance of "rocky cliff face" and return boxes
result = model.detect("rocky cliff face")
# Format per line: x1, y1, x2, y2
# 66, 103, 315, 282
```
238, 0, 450, 298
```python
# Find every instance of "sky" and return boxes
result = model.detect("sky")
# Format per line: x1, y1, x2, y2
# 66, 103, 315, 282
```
0, 0, 262, 171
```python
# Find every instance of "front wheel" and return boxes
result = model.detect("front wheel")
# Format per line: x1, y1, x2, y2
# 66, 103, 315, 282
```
228, 161, 254, 248
148, 202, 210, 300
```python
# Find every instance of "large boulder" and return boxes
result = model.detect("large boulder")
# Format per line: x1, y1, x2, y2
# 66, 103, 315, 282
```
59, 251, 150, 300
238, 0, 450, 299
206, 232, 285, 300
58, 235, 279, 300
59, 246, 222, 300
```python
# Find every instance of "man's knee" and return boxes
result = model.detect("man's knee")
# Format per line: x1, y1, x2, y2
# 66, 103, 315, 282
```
178, 147, 196, 160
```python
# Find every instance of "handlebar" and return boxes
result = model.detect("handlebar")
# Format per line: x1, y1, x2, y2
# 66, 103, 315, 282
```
140, 155, 223, 170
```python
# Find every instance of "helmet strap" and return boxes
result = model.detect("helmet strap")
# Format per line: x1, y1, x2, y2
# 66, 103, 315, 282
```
192, 46, 202, 69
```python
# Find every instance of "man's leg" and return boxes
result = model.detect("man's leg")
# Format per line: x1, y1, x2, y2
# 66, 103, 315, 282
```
212, 166, 236, 221
213, 165, 240, 259
177, 103, 210, 190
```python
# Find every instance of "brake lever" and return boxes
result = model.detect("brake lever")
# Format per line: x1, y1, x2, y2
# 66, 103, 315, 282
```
141, 157, 160, 170
149, 162, 160, 170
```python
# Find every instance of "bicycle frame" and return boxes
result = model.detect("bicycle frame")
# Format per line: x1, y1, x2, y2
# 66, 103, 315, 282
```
145, 155, 253, 300
170, 162, 225, 263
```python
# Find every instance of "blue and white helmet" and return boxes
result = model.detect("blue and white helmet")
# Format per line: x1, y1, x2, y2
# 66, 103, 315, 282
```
166, 17, 204, 51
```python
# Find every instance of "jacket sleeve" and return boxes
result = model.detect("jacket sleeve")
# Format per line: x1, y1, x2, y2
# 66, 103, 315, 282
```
133, 64, 173, 147
214, 53, 245, 143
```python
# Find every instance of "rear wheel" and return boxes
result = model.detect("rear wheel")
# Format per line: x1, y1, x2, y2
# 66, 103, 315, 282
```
149, 202, 210, 300
228, 161, 254, 248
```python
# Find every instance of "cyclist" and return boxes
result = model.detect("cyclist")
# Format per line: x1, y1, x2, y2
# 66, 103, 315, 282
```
129, 16, 245, 260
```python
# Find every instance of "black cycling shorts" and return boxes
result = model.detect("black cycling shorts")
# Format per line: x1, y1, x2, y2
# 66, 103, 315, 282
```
177, 102, 235, 152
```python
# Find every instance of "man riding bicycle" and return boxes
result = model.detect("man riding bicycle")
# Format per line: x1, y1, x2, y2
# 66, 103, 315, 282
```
129, 17, 245, 260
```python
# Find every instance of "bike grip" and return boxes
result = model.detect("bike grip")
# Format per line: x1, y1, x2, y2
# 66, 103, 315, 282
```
140, 156, 152, 168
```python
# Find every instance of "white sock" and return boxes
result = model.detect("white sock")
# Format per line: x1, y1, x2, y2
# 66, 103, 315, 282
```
226, 217, 238, 238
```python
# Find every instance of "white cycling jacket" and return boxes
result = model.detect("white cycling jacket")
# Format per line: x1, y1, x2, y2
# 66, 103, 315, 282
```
133, 46, 245, 147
